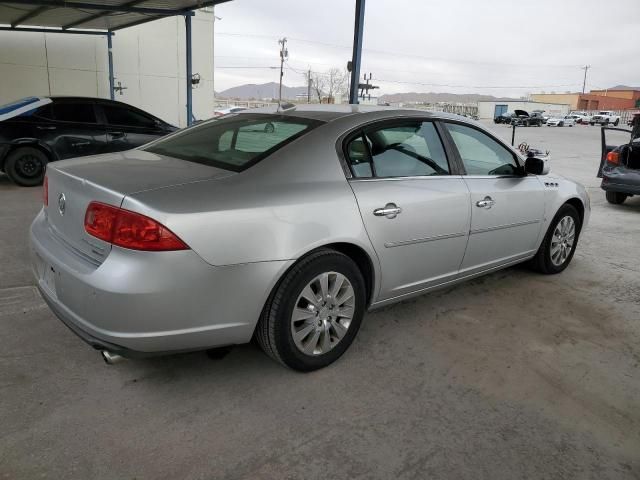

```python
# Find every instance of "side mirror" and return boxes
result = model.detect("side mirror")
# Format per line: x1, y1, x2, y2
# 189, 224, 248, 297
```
524, 156, 549, 175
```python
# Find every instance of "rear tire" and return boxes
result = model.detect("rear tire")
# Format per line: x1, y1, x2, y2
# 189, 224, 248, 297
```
529, 204, 581, 275
606, 191, 628, 204
4, 146, 48, 187
255, 249, 366, 371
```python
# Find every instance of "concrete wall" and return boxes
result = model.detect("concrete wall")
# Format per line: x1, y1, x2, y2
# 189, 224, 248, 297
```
477, 101, 569, 120
0, 10, 215, 127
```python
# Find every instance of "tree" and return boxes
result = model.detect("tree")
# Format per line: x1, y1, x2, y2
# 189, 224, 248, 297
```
305, 68, 349, 103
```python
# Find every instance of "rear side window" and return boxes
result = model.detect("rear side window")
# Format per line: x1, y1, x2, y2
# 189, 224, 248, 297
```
102, 104, 156, 128
145, 114, 322, 172
52, 103, 97, 123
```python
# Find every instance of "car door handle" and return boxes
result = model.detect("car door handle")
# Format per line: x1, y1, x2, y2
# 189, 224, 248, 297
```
373, 203, 402, 219
109, 131, 125, 138
476, 196, 495, 209
36, 126, 56, 131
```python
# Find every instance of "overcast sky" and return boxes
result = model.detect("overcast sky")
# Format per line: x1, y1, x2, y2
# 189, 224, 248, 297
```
213, 0, 640, 97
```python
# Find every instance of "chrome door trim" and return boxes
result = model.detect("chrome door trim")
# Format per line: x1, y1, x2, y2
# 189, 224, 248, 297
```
348, 174, 465, 183
384, 231, 466, 248
470, 218, 541, 235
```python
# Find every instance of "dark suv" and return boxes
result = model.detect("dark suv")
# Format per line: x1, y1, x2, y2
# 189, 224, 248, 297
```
597, 114, 640, 205
0, 96, 176, 186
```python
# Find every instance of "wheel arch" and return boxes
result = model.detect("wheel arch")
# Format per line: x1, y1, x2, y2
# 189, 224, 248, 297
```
564, 197, 585, 228
260, 242, 378, 327
1, 140, 55, 170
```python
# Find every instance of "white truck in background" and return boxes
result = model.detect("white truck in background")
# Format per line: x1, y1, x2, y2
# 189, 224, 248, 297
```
590, 111, 621, 126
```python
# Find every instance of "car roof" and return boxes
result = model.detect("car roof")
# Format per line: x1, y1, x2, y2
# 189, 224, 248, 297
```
242, 104, 466, 123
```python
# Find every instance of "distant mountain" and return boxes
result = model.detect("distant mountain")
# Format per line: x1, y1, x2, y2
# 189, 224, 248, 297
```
603, 85, 640, 91
217, 82, 308, 100
379, 92, 519, 104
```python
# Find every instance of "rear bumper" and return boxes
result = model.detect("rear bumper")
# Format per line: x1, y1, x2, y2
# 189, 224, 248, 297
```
601, 166, 640, 195
30, 210, 292, 355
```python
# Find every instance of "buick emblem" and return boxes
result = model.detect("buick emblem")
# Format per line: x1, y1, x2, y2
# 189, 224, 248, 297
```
58, 193, 66, 216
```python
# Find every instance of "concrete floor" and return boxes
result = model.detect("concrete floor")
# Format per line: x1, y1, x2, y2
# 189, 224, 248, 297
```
1, 121, 639, 479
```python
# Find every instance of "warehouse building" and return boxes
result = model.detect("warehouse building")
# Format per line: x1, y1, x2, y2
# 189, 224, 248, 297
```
0, 10, 216, 127
477, 100, 569, 120
531, 86, 640, 111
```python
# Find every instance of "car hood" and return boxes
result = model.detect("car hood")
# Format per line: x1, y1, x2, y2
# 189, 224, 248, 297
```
51, 149, 236, 196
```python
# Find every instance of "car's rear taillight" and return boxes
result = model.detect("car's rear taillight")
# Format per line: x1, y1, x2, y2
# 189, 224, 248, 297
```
606, 151, 620, 165
43, 175, 48, 206
84, 202, 188, 251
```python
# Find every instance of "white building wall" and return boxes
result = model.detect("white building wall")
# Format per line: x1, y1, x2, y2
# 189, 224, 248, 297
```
0, 10, 215, 127
477, 101, 570, 120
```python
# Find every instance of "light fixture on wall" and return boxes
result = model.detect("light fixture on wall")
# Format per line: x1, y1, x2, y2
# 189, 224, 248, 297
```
191, 73, 201, 89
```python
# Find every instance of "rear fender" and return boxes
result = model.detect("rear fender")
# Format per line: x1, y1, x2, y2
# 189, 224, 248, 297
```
0, 139, 56, 170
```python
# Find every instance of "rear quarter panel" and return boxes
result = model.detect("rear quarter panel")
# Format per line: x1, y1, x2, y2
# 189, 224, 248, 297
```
122, 119, 379, 272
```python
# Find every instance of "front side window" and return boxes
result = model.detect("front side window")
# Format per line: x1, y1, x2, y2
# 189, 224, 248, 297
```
102, 105, 156, 128
445, 123, 519, 176
145, 114, 321, 172
52, 103, 97, 123
346, 121, 450, 178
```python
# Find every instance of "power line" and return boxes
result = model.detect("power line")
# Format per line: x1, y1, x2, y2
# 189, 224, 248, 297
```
215, 31, 589, 70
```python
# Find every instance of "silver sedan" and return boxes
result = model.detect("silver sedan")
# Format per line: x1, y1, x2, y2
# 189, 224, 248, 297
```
30, 105, 590, 371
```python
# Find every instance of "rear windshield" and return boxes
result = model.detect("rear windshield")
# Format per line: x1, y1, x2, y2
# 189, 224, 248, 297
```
144, 114, 322, 172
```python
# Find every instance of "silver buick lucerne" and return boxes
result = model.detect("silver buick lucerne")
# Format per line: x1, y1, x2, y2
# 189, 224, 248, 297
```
30, 105, 590, 371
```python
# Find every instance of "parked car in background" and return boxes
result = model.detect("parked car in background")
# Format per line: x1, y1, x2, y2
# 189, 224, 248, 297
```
547, 115, 576, 127
0, 96, 176, 186
214, 106, 247, 117
31, 105, 589, 371
591, 111, 620, 126
598, 116, 640, 204
510, 110, 544, 127
569, 111, 592, 124
532, 110, 549, 124
494, 111, 514, 124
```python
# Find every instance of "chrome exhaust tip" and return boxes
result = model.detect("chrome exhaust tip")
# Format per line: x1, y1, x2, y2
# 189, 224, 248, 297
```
101, 350, 125, 365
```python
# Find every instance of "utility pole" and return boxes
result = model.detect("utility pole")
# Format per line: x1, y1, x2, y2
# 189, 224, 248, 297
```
278, 37, 288, 106
307, 68, 311, 103
581, 65, 591, 94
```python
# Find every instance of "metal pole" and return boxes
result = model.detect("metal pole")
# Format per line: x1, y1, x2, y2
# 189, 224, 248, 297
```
349, 0, 365, 104
307, 68, 311, 104
185, 14, 193, 126
581, 65, 590, 94
511, 123, 516, 146
107, 31, 115, 100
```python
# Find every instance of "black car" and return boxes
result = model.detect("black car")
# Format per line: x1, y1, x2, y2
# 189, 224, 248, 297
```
510, 109, 544, 127
0, 96, 177, 186
597, 115, 640, 205
493, 112, 514, 124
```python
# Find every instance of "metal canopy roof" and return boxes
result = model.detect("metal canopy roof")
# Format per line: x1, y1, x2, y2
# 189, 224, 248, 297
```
0, 0, 229, 32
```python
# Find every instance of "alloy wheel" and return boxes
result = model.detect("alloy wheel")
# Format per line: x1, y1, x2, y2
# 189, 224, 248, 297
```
16, 154, 43, 179
290, 271, 355, 356
550, 216, 576, 267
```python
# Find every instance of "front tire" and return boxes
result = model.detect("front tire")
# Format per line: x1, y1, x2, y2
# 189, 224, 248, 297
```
606, 191, 628, 204
255, 249, 366, 371
4, 146, 48, 186
529, 204, 581, 274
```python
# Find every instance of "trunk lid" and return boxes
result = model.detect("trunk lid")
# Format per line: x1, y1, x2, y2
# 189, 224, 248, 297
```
45, 149, 235, 263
